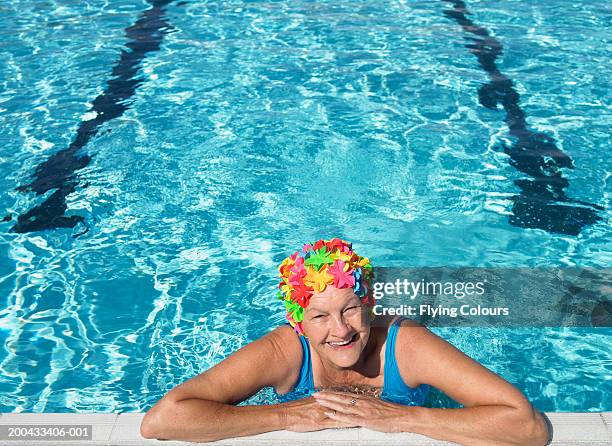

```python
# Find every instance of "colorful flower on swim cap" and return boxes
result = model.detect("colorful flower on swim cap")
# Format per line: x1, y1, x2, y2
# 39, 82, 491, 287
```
353, 268, 363, 296
277, 238, 373, 335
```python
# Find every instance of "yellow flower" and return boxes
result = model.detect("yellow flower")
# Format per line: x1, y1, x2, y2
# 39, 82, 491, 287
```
335, 252, 354, 262
303, 268, 333, 293
357, 257, 370, 268
281, 283, 293, 298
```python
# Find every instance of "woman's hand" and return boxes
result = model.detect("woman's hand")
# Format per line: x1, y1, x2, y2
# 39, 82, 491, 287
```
313, 391, 410, 433
282, 396, 358, 432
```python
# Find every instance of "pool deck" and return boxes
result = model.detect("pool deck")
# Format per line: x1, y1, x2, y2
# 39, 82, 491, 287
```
0, 413, 609, 445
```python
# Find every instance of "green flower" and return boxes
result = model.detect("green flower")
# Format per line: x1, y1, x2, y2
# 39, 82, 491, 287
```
304, 248, 334, 271
284, 300, 301, 313
291, 306, 304, 322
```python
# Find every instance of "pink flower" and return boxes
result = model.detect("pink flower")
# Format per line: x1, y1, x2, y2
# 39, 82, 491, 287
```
327, 260, 355, 289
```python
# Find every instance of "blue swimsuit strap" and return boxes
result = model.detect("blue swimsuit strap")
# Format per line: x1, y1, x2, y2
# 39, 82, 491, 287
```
383, 316, 405, 391
295, 332, 314, 390
383, 316, 428, 395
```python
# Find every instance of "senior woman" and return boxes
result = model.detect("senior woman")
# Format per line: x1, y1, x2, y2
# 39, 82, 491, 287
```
141, 238, 549, 446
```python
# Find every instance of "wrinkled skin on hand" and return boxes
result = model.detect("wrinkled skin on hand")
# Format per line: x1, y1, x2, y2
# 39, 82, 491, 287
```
283, 396, 357, 432
313, 390, 410, 433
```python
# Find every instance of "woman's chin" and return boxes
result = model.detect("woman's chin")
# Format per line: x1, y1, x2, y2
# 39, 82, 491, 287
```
330, 357, 359, 368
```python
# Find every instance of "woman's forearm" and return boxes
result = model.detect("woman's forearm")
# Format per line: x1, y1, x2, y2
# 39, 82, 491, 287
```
400, 405, 549, 446
141, 398, 287, 442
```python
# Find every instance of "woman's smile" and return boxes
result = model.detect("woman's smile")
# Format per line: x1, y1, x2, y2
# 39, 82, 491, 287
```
326, 333, 358, 350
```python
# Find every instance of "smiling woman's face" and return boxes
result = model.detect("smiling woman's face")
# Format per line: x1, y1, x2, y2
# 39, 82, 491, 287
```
301, 286, 371, 369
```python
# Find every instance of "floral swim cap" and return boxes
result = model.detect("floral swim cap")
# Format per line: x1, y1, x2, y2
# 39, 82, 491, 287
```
277, 238, 373, 335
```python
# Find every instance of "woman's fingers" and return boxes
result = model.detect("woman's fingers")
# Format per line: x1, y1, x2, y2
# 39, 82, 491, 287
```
325, 410, 363, 426
314, 393, 367, 416
315, 397, 360, 415
314, 391, 376, 405
313, 392, 409, 434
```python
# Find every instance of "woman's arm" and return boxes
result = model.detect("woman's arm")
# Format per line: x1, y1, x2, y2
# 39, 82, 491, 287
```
140, 326, 289, 441
396, 323, 549, 446
141, 397, 287, 442
314, 322, 549, 445
399, 404, 548, 446
140, 325, 348, 442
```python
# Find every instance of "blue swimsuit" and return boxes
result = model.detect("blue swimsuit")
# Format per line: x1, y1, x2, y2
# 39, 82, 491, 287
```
276, 317, 430, 406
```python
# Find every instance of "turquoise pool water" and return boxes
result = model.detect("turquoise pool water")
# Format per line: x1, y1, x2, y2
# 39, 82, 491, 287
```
0, 0, 609, 412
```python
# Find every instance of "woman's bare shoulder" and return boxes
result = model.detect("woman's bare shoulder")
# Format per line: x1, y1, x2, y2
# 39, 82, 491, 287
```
266, 325, 303, 360
394, 319, 531, 409
395, 318, 439, 352
393, 318, 436, 387
397, 317, 424, 328
266, 325, 304, 393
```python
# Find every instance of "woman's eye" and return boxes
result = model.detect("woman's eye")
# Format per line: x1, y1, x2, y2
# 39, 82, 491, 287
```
313, 315, 324, 319
343, 306, 359, 313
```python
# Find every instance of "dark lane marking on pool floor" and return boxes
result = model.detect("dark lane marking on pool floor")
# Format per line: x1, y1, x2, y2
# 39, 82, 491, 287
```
442, 0, 603, 236
10, 0, 176, 234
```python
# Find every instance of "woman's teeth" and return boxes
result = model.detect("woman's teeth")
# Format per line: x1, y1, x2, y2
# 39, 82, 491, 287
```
328, 334, 356, 346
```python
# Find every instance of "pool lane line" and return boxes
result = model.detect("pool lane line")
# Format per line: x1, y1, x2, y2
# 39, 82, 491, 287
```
9, 0, 177, 234
441, 0, 603, 236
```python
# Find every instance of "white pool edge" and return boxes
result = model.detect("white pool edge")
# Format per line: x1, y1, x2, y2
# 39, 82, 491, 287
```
0, 413, 610, 445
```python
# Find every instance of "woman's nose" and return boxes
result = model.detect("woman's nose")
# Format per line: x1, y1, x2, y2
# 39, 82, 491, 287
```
330, 315, 352, 338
